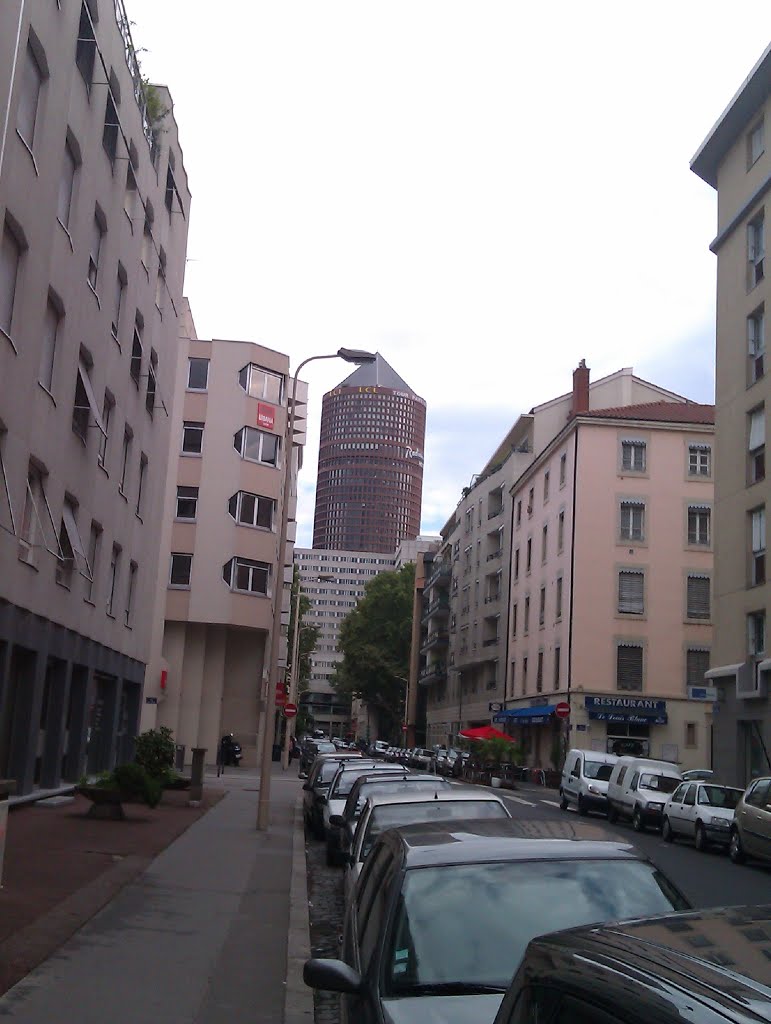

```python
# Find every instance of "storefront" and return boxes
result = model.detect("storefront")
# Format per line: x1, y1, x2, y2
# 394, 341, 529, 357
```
583, 696, 668, 759
494, 704, 560, 766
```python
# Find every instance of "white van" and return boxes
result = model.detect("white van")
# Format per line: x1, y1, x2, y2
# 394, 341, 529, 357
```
606, 757, 683, 832
560, 750, 618, 815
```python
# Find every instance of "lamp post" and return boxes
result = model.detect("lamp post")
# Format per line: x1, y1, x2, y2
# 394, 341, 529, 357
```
257, 347, 376, 830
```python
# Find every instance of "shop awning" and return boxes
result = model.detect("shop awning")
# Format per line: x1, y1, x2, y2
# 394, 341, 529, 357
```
494, 705, 556, 724
704, 663, 745, 680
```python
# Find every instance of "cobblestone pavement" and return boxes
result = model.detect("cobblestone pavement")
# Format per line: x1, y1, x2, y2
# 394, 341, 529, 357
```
306, 827, 345, 1024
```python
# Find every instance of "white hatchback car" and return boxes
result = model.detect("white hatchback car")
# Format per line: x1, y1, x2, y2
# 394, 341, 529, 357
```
662, 781, 744, 851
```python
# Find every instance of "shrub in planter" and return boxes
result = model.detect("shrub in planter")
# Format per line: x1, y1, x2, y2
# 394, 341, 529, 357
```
113, 763, 163, 808
134, 726, 175, 780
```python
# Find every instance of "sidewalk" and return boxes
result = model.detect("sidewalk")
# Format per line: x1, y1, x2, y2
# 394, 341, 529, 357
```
0, 763, 313, 1023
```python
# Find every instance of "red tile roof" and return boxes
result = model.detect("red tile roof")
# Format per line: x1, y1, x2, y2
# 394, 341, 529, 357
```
579, 401, 715, 425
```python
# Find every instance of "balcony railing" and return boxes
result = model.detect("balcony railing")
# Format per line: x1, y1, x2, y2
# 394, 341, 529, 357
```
425, 562, 452, 590
419, 662, 448, 684
487, 508, 503, 520
420, 629, 449, 653
484, 594, 501, 604
486, 550, 502, 561
482, 637, 500, 647
421, 596, 450, 621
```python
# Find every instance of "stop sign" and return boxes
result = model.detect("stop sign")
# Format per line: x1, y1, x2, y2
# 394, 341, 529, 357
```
283, 703, 298, 719
555, 702, 570, 720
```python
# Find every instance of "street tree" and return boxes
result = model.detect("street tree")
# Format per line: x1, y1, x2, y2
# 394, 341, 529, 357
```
332, 563, 415, 741
288, 565, 320, 736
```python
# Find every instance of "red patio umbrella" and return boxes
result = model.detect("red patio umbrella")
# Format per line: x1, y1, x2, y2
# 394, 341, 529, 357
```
458, 725, 514, 742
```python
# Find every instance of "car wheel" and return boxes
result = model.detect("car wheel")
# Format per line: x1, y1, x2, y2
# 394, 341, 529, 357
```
695, 822, 707, 852
607, 805, 619, 824
559, 791, 568, 811
632, 806, 645, 832
729, 828, 746, 864
577, 795, 588, 817
662, 817, 674, 843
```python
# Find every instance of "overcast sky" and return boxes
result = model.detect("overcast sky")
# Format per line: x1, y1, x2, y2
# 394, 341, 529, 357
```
127, 1, 771, 544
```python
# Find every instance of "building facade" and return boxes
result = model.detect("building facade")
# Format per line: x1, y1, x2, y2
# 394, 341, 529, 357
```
692, 44, 771, 785
312, 353, 426, 553
0, 0, 190, 793
138, 304, 306, 768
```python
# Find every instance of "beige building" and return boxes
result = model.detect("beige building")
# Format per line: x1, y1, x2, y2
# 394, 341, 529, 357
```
140, 304, 307, 768
0, 0, 190, 793
692, 44, 771, 785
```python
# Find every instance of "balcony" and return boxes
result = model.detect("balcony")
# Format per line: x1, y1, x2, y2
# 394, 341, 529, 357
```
486, 549, 502, 561
482, 636, 500, 647
419, 662, 448, 685
425, 562, 452, 590
484, 593, 501, 604
420, 629, 449, 653
487, 508, 503, 520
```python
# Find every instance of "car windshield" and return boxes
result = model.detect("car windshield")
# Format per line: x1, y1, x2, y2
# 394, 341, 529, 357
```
361, 801, 508, 859
698, 786, 744, 809
639, 774, 680, 794
384, 859, 689, 996
584, 761, 614, 781
331, 769, 378, 798
315, 743, 336, 754
349, 780, 445, 819
318, 761, 343, 785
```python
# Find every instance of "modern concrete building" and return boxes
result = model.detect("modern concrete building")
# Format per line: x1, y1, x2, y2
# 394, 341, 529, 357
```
0, 0, 190, 793
140, 303, 307, 769
692, 44, 771, 785
312, 354, 426, 553
420, 366, 715, 772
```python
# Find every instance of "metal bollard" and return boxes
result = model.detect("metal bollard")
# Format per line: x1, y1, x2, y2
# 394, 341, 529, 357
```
188, 748, 207, 806
0, 780, 17, 888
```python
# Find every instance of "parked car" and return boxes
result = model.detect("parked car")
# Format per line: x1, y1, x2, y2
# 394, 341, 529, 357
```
302, 753, 367, 838
662, 780, 743, 850
305, 819, 690, 1022
343, 788, 512, 905
730, 775, 771, 865
298, 740, 336, 779
434, 748, 457, 774
682, 768, 715, 781
493, 905, 771, 1024
451, 750, 470, 777
369, 740, 389, 759
560, 749, 618, 816
606, 756, 682, 831
328, 772, 451, 867
321, 764, 395, 861
409, 747, 436, 770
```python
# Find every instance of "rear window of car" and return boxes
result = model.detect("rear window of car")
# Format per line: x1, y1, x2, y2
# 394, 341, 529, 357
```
319, 761, 343, 784
698, 786, 743, 809
639, 774, 680, 794
362, 800, 508, 858
349, 780, 446, 818
331, 769, 378, 798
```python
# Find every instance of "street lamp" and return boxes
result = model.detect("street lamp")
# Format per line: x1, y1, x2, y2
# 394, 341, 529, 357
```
257, 347, 376, 830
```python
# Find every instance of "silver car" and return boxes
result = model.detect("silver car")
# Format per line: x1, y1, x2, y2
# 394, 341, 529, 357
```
662, 781, 743, 851
730, 776, 771, 865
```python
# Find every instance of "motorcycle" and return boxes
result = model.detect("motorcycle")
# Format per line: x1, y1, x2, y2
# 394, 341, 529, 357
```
219, 734, 243, 767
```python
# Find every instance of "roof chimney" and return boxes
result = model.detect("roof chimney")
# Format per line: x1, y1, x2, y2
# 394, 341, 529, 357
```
571, 359, 590, 416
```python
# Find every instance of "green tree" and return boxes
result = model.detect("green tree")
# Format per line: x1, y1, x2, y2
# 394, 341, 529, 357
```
332, 563, 415, 741
288, 566, 320, 735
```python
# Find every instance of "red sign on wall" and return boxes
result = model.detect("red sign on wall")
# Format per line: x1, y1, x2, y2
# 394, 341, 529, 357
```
257, 402, 275, 431
275, 683, 287, 706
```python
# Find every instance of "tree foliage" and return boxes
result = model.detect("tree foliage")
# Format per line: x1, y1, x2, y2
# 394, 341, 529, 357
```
288, 566, 320, 734
332, 563, 415, 741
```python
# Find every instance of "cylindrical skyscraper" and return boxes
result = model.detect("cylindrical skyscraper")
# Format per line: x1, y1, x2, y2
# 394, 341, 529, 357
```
312, 354, 426, 553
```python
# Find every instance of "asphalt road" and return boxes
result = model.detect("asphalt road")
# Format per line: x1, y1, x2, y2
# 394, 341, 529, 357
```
494, 782, 771, 909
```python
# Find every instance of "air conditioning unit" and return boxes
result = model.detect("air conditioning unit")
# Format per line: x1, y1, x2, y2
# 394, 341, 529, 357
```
737, 660, 769, 699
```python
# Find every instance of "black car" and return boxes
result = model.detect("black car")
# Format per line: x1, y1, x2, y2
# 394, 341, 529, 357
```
304, 819, 690, 1023
493, 905, 771, 1024
299, 740, 336, 778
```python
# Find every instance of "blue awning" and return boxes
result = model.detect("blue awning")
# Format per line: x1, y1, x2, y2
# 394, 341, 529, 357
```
495, 705, 556, 722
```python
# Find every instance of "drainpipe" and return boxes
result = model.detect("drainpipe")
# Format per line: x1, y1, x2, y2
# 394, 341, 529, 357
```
0, 1, 25, 184
566, 425, 580, 757
502, 488, 516, 711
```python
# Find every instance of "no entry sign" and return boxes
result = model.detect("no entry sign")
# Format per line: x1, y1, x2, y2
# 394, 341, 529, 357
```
283, 703, 298, 719
555, 702, 570, 720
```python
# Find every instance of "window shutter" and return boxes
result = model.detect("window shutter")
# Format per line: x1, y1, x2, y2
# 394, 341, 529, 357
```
228, 494, 238, 518
749, 223, 757, 263
617, 645, 643, 691
687, 576, 711, 619
687, 649, 710, 688
618, 571, 644, 614
753, 508, 766, 553
750, 409, 766, 451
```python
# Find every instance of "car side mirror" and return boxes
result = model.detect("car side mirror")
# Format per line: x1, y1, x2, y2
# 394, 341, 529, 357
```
329, 814, 345, 828
304, 958, 363, 995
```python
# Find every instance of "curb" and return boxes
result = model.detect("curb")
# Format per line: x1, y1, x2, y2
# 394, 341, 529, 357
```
284, 798, 314, 1022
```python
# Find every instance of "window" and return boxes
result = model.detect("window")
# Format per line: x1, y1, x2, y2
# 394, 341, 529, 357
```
559, 453, 567, 486
514, 547, 520, 580
107, 544, 121, 615
165, 165, 178, 214
238, 363, 284, 403
621, 440, 646, 472
0, 222, 22, 337
123, 164, 138, 224
516, 500, 521, 527
522, 656, 528, 693
125, 561, 137, 625
688, 444, 712, 477
687, 506, 711, 546
527, 487, 534, 515
19, 464, 44, 563
687, 648, 710, 689
87, 214, 103, 291
222, 556, 271, 596
526, 537, 532, 573
541, 524, 548, 562
102, 92, 119, 164
748, 211, 765, 288
112, 266, 126, 341
536, 651, 544, 693
97, 391, 113, 467
749, 611, 766, 656
543, 471, 550, 502
233, 426, 279, 466
749, 119, 765, 167
39, 298, 60, 392
620, 501, 644, 541
187, 357, 209, 391
75, 3, 96, 86
182, 421, 204, 454
130, 319, 143, 384
136, 454, 147, 517
749, 309, 765, 383
752, 507, 766, 585
175, 486, 198, 520
119, 428, 132, 493
618, 570, 644, 615
749, 407, 765, 483
538, 586, 546, 626
17, 43, 43, 149
55, 500, 79, 587
57, 139, 77, 228
617, 644, 643, 692
141, 217, 153, 271
145, 351, 157, 416
169, 552, 192, 587
554, 646, 561, 689
155, 250, 166, 312
686, 575, 711, 620
85, 521, 101, 601
556, 576, 563, 620
511, 602, 518, 637
72, 363, 91, 441
558, 509, 565, 551
228, 490, 275, 530
524, 596, 530, 634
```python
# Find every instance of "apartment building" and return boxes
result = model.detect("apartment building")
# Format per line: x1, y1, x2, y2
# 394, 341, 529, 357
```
422, 366, 714, 771
139, 304, 306, 768
691, 44, 771, 785
0, 1, 190, 793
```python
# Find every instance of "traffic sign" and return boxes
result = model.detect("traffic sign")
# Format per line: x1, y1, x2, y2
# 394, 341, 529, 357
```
555, 702, 570, 720
275, 683, 287, 706
401, 724, 408, 732
283, 702, 298, 719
